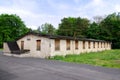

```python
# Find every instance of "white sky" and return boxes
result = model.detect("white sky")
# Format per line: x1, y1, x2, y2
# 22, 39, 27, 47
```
0, 0, 120, 29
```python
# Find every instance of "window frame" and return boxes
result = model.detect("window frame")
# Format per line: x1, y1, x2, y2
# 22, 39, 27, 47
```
21, 41, 24, 50
36, 40, 41, 51
55, 39, 60, 51
93, 42, 95, 48
88, 41, 91, 49
98, 42, 99, 48
83, 41, 85, 49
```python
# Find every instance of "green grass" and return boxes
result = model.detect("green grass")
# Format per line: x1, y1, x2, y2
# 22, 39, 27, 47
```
0, 48, 3, 51
50, 49, 120, 68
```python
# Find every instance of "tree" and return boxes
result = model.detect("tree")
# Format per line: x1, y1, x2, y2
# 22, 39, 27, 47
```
40, 23, 56, 35
57, 17, 76, 36
99, 12, 120, 48
0, 14, 29, 48
86, 22, 100, 39
85, 12, 120, 48
33, 26, 41, 33
37, 26, 41, 33
93, 16, 104, 24
57, 17, 90, 37
75, 17, 90, 37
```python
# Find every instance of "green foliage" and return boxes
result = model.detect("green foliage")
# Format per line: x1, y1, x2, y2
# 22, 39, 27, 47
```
86, 22, 100, 39
57, 13, 120, 48
50, 50, 120, 68
86, 12, 120, 48
37, 23, 56, 35
99, 13, 120, 48
0, 14, 29, 48
57, 17, 90, 37
1, 12, 120, 49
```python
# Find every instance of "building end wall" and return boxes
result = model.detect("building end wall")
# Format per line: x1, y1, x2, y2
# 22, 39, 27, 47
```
3, 42, 11, 53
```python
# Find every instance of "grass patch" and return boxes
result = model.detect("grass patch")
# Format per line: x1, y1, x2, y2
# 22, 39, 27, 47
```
50, 49, 120, 68
0, 48, 3, 51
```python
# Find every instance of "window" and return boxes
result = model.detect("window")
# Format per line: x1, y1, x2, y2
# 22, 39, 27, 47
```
55, 39, 60, 51
27, 38, 31, 41
101, 42, 102, 48
98, 42, 99, 48
21, 41, 24, 50
66, 40, 70, 50
93, 42, 95, 48
83, 41, 85, 49
27, 36, 31, 41
88, 41, 91, 49
75, 40, 78, 49
36, 40, 41, 51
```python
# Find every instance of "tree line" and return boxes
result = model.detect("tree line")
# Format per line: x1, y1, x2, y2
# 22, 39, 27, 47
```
0, 13, 120, 48
0, 14, 29, 48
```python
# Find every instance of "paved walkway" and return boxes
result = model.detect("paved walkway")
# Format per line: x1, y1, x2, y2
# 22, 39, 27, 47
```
0, 53, 120, 80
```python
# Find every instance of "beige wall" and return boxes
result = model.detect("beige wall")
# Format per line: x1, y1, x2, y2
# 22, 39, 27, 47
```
50, 39, 72, 56
50, 39, 111, 57
3, 42, 11, 53
17, 34, 51, 58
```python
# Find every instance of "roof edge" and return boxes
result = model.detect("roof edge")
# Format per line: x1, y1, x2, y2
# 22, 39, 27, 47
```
16, 32, 111, 42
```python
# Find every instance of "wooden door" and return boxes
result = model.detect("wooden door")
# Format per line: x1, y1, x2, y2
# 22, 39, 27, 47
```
21, 41, 24, 50
36, 40, 41, 50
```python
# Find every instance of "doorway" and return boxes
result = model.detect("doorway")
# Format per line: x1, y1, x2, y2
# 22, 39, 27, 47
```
21, 41, 24, 50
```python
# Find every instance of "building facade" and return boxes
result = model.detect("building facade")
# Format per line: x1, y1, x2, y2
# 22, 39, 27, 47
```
3, 32, 111, 58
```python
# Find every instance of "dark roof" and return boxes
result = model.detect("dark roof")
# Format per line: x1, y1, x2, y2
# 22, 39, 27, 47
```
17, 32, 51, 40
17, 32, 109, 42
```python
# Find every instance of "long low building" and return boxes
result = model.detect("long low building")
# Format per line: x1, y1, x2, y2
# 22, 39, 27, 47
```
3, 32, 111, 58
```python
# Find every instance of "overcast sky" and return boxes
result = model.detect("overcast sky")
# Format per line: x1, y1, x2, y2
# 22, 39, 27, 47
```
0, 0, 120, 29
